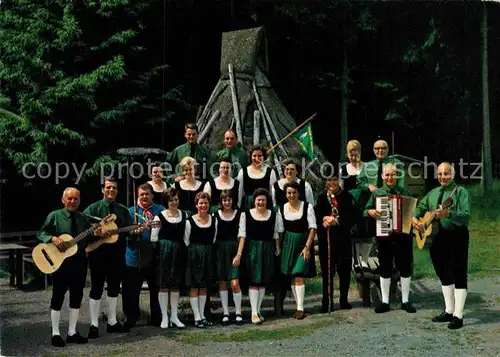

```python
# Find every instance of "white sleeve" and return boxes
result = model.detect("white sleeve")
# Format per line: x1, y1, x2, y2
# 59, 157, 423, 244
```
237, 212, 246, 238
269, 169, 277, 193
237, 168, 244, 204
150, 215, 161, 243
184, 220, 191, 246
339, 176, 344, 190
213, 216, 218, 244
307, 203, 317, 229
203, 182, 211, 196
274, 211, 284, 239
305, 182, 314, 205
271, 182, 277, 207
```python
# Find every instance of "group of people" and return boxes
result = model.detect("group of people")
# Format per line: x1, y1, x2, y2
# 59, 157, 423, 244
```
37, 123, 472, 349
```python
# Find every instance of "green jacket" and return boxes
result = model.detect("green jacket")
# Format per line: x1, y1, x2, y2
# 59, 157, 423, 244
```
357, 156, 407, 192
413, 181, 470, 229
363, 184, 412, 217
37, 209, 91, 243
216, 142, 248, 178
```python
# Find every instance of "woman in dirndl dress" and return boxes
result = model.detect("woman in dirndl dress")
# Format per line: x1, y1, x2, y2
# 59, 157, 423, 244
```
280, 181, 317, 319
204, 157, 241, 213
173, 156, 204, 216
238, 188, 283, 325
214, 190, 244, 326
184, 191, 217, 328
148, 164, 168, 205
150, 188, 187, 329
237, 145, 277, 211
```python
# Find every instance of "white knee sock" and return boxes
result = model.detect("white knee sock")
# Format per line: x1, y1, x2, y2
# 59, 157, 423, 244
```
453, 289, 467, 319
380, 277, 391, 304
257, 287, 265, 313
296, 285, 305, 311
170, 291, 184, 326
198, 295, 207, 320
442, 284, 455, 314
360, 243, 371, 265
51, 309, 61, 336
158, 292, 169, 329
249, 289, 259, 317
89, 298, 100, 327
400, 277, 411, 303
219, 290, 229, 316
233, 291, 242, 315
291, 284, 297, 302
189, 296, 201, 321
107, 296, 118, 325
68, 308, 80, 336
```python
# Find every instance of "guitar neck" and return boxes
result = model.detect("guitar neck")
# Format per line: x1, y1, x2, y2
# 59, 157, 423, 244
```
71, 227, 97, 246
106, 225, 142, 236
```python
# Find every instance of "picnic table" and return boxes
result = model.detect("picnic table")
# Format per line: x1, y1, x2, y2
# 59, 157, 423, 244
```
0, 243, 29, 288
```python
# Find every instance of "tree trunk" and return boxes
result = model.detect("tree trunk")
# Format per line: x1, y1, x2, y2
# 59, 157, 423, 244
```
481, 2, 492, 194
339, 46, 349, 162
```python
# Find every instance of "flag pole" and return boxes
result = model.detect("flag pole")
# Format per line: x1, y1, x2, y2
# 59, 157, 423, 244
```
267, 113, 317, 154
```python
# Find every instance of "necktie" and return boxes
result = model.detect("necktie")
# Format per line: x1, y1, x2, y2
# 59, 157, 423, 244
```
108, 201, 115, 215
70, 212, 78, 237
437, 187, 445, 206
189, 144, 195, 159
377, 161, 383, 188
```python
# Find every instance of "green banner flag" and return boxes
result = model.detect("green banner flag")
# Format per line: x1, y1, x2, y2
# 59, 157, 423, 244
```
292, 123, 315, 160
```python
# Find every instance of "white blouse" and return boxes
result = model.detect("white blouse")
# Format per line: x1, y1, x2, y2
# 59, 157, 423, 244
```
236, 166, 277, 201
150, 210, 183, 243
148, 180, 167, 193
217, 209, 238, 221
237, 209, 284, 240
203, 177, 241, 207
271, 178, 314, 206
183, 215, 218, 246
171, 180, 203, 191
339, 163, 363, 189
282, 201, 317, 229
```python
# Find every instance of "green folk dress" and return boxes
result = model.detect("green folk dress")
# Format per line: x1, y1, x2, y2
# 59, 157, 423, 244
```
280, 202, 317, 277
214, 210, 241, 281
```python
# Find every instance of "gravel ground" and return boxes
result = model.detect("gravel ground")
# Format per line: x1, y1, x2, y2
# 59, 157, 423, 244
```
1, 276, 499, 357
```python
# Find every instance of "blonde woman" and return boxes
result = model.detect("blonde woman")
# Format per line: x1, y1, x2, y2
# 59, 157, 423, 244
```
173, 156, 204, 216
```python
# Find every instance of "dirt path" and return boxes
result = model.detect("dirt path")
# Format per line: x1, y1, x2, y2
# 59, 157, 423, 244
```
1, 276, 499, 356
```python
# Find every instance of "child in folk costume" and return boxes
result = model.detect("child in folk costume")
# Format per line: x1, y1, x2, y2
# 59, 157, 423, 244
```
238, 188, 284, 325
364, 163, 416, 314
184, 192, 217, 328
173, 156, 204, 216
203, 157, 241, 213
150, 188, 187, 329
214, 190, 244, 326
237, 145, 277, 211
315, 170, 361, 312
279, 181, 317, 319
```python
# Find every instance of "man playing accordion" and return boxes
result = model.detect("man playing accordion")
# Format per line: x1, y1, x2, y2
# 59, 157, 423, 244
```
364, 163, 417, 314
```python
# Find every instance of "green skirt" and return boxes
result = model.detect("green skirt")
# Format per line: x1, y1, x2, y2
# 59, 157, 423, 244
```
185, 243, 214, 288
245, 239, 276, 285
281, 231, 309, 277
156, 239, 186, 289
216, 240, 239, 281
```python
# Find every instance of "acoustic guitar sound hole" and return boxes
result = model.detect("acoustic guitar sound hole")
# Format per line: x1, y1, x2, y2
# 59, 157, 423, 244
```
42, 249, 54, 266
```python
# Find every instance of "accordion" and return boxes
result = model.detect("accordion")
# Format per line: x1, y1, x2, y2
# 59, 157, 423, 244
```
375, 195, 418, 237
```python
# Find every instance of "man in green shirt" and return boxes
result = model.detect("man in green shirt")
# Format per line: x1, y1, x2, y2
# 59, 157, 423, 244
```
167, 123, 214, 183
412, 162, 470, 330
84, 177, 134, 338
364, 163, 417, 315
37, 188, 93, 347
216, 129, 248, 178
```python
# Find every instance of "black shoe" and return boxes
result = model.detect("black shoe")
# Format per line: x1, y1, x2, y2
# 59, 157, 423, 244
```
447, 316, 464, 329
432, 311, 453, 322
401, 302, 417, 313
194, 320, 205, 329
122, 321, 134, 333
201, 318, 213, 327
88, 325, 99, 339
51, 335, 65, 347
107, 322, 124, 333
221, 315, 230, 327
340, 301, 352, 310
374, 303, 391, 314
66, 332, 88, 344
235, 314, 244, 326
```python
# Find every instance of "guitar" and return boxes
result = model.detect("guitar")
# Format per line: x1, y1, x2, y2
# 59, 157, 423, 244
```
414, 186, 458, 249
85, 219, 161, 253
32, 214, 115, 274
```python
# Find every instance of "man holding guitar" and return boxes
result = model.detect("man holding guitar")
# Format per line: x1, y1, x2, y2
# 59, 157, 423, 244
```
84, 177, 133, 338
37, 187, 102, 347
412, 162, 471, 330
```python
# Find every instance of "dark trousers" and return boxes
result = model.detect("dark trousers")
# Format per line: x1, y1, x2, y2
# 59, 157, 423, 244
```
318, 230, 352, 303
376, 233, 413, 279
50, 253, 87, 310
122, 266, 161, 326
429, 226, 469, 289
88, 250, 124, 299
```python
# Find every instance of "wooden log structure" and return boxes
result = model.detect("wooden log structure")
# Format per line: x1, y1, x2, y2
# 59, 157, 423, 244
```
228, 64, 243, 141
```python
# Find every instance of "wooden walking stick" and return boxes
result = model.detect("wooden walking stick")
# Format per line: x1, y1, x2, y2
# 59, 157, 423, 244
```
327, 227, 332, 314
